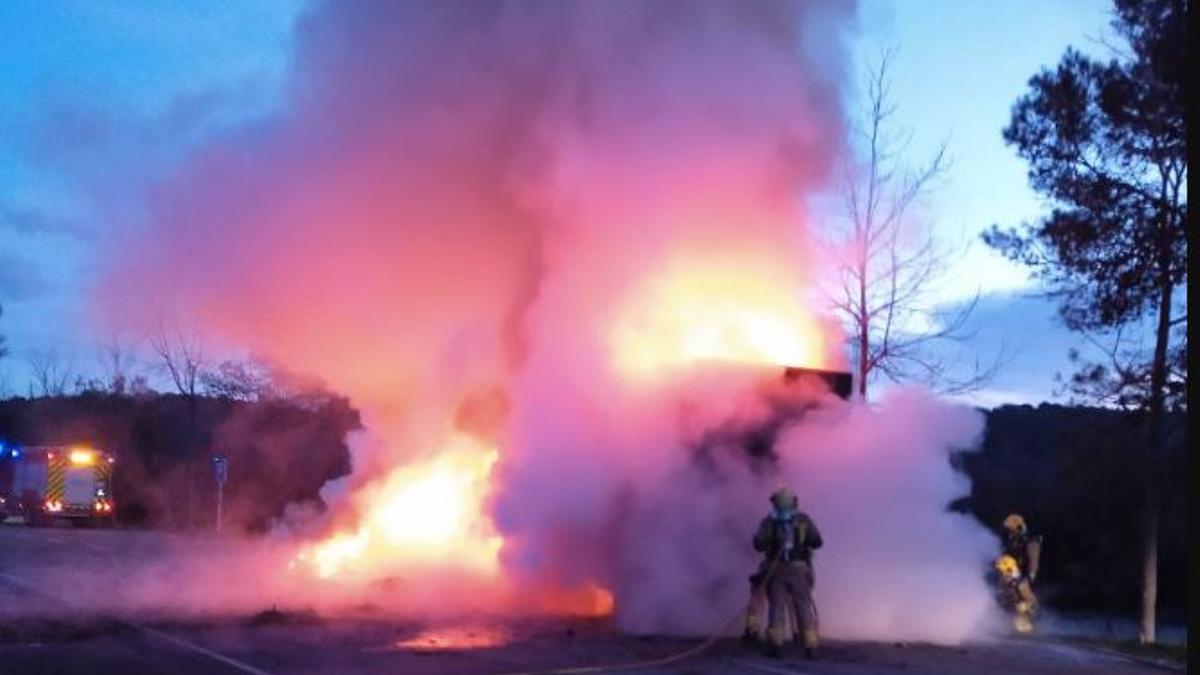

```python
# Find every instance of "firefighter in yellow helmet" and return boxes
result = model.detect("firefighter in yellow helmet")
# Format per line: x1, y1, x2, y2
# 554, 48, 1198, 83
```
994, 554, 1037, 633
1001, 514, 1043, 584
750, 487, 823, 659
996, 513, 1042, 633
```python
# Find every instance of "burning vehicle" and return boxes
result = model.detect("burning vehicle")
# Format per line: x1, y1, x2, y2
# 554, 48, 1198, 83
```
89, 1, 999, 645
284, 320, 856, 624
0, 445, 116, 526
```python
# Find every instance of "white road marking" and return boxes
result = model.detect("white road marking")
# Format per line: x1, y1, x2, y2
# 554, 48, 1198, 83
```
732, 658, 811, 675
136, 624, 276, 675
0, 571, 275, 675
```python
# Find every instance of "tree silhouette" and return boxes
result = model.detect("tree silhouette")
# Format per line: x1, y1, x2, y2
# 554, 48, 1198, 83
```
984, 0, 1186, 643
0, 302, 8, 361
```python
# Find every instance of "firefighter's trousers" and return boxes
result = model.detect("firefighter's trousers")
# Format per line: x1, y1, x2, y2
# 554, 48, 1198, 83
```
745, 577, 767, 639
1012, 578, 1037, 633
767, 560, 818, 648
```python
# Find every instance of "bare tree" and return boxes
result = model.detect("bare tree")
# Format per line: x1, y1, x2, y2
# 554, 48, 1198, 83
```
27, 349, 74, 397
149, 320, 206, 398
827, 50, 1000, 398
0, 364, 12, 400
149, 318, 208, 529
0, 302, 8, 361
97, 332, 143, 395
0, 304, 8, 397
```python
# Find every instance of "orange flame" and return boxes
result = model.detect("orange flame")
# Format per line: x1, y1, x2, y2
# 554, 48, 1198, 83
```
293, 432, 502, 580
290, 432, 616, 619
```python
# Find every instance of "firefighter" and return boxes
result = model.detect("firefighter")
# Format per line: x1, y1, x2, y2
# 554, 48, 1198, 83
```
998, 513, 1042, 633
739, 564, 768, 638
994, 554, 1037, 633
742, 566, 768, 643
752, 487, 823, 659
1001, 513, 1042, 584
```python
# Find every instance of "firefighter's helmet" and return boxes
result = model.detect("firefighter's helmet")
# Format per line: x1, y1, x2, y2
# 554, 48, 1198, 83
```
770, 487, 798, 511
995, 554, 1020, 579
1003, 513, 1026, 533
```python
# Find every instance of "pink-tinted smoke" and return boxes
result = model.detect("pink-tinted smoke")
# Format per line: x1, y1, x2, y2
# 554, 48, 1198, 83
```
94, 0, 999, 642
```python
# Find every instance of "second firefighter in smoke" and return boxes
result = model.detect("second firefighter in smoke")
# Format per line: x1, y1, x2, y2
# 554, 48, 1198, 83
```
994, 512, 1043, 633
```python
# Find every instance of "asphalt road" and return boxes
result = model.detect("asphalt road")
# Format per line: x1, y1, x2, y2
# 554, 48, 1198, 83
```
0, 524, 1179, 674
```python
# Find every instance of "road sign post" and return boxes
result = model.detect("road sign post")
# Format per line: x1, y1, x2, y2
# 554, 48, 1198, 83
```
212, 453, 228, 533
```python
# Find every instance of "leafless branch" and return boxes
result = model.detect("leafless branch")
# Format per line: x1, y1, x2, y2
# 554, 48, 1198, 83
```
824, 49, 1001, 397
148, 318, 206, 398
96, 332, 143, 395
0, 302, 8, 361
27, 350, 74, 397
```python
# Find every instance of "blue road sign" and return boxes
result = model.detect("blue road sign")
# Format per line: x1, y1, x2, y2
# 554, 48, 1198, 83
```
212, 454, 228, 485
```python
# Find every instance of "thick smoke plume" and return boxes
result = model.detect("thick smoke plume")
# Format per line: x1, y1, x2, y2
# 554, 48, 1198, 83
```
94, 0, 998, 643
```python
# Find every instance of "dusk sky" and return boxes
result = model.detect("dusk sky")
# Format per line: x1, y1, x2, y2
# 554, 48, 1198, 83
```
0, 0, 1116, 406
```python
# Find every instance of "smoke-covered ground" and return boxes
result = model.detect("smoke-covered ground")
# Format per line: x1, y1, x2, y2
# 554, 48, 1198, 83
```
74, 0, 1003, 645
0, 527, 1178, 674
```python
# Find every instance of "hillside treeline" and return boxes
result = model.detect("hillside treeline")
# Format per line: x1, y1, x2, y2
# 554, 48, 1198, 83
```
954, 404, 1186, 618
0, 390, 359, 532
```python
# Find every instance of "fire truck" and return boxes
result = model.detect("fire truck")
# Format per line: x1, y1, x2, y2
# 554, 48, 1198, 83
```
0, 444, 116, 526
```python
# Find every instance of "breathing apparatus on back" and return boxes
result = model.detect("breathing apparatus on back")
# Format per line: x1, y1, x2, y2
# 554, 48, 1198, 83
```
769, 488, 807, 562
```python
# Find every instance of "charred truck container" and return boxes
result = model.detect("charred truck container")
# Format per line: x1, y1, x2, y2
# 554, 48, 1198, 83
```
782, 366, 853, 399
0, 445, 116, 526
688, 365, 853, 462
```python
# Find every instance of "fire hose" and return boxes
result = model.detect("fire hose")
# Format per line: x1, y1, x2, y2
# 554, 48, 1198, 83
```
496, 549, 814, 675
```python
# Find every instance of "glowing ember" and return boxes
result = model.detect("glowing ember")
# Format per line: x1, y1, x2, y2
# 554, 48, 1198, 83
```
612, 256, 827, 377
293, 432, 503, 579
551, 583, 615, 617
393, 625, 512, 651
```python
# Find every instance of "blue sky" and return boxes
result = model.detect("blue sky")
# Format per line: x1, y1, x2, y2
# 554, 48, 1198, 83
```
850, 0, 1116, 405
0, 1, 1115, 405
0, 1, 306, 392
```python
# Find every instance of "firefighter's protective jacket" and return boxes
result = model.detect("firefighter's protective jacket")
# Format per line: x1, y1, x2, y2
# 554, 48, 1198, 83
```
753, 511, 823, 563
1005, 530, 1043, 580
